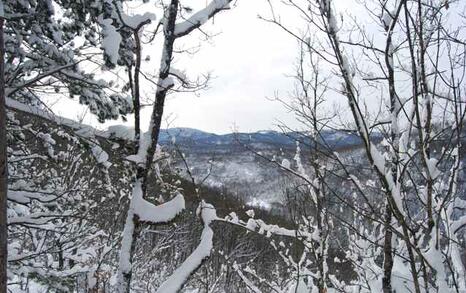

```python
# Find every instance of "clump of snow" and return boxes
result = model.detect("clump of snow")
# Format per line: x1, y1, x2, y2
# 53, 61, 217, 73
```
99, 16, 122, 65
245, 209, 255, 218
117, 180, 186, 292
106, 125, 135, 140
281, 158, 291, 169
158, 76, 175, 91
132, 181, 185, 223
91, 145, 111, 168
122, 12, 156, 29
169, 67, 188, 82
37, 132, 56, 158
247, 198, 271, 210
227, 212, 239, 224
197, 200, 218, 225
8, 190, 55, 204
126, 132, 152, 164
116, 209, 135, 290
174, 0, 231, 37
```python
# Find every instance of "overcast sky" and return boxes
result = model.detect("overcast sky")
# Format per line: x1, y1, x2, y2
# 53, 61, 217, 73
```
149, 0, 357, 134
160, 0, 302, 134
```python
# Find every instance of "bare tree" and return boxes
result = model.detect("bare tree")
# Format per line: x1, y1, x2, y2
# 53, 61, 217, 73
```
115, 1, 235, 292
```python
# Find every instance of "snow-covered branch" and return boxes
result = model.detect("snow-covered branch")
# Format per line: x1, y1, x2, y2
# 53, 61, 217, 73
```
174, 0, 233, 38
155, 201, 217, 293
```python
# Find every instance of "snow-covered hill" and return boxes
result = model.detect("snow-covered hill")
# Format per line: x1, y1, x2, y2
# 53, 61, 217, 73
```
159, 127, 374, 208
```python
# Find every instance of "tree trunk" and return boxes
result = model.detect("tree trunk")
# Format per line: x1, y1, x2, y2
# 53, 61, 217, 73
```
382, 205, 393, 293
116, 2, 179, 292
0, 15, 8, 292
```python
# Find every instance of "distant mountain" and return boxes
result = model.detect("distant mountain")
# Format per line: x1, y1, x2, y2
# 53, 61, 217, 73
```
159, 127, 373, 150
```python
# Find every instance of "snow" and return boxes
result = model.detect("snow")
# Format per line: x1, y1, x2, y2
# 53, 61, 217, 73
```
293, 143, 309, 180
159, 76, 175, 91
426, 157, 440, 180
117, 180, 186, 292
132, 180, 185, 223
232, 263, 262, 293
6, 98, 106, 138
116, 209, 135, 290
174, 0, 231, 37
99, 15, 122, 65
106, 125, 135, 140
287, 277, 309, 293
7, 1, 465, 289
281, 158, 291, 169
122, 12, 156, 29
155, 201, 217, 293
126, 132, 152, 164
225, 216, 311, 239
247, 198, 271, 210
169, 67, 188, 82
91, 145, 111, 168
8, 190, 55, 204
227, 212, 239, 224
37, 131, 57, 158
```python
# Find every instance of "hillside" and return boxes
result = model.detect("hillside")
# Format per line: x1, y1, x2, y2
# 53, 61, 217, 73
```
156, 127, 377, 208
6, 100, 354, 292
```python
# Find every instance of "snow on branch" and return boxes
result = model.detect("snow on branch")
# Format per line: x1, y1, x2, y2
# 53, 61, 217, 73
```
116, 180, 185, 289
174, 0, 232, 38
8, 190, 56, 204
121, 12, 156, 29
222, 212, 316, 241
155, 201, 217, 293
98, 15, 122, 66
132, 180, 185, 223
5, 98, 105, 138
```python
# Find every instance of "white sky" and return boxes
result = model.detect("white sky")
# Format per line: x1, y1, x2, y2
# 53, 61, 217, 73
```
161, 0, 308, 134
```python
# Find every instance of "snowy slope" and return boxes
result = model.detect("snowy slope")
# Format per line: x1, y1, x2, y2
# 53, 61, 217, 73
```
160, 127, 375, 207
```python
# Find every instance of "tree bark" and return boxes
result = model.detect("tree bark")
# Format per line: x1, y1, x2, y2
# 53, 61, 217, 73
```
0, 15, 8, 292
382, 206, 393, 293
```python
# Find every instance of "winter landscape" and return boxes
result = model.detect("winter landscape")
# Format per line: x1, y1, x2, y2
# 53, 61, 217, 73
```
1, 0, 466, 292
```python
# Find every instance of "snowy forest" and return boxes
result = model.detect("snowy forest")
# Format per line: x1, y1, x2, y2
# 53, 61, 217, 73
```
1, 0, 466, 292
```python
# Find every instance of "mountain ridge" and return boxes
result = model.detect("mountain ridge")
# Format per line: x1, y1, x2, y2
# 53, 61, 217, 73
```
158, 126, 371, 150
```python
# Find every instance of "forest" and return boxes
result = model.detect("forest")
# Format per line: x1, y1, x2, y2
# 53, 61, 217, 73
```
0, 0, 466, 292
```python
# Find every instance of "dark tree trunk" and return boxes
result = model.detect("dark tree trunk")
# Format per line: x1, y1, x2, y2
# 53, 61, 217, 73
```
0, 15, 8, 292
118, 2, 179, 292
382, 205, 393, 293
140, 0, 178, 194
